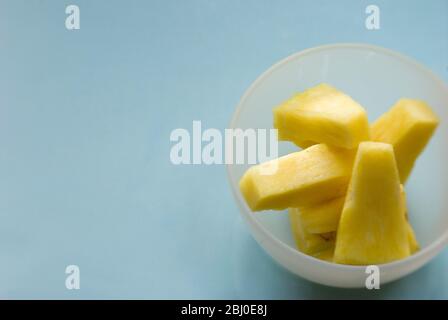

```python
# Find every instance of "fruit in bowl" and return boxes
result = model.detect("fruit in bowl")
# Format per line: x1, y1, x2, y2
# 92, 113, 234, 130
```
273, 83, 370, 149
239, 83, 439, 265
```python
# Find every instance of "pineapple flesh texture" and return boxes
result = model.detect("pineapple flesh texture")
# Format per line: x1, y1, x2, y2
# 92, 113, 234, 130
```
239, 144, 355, 211
401, 185, 420, 254
334, 142, 410, 265
289, 208, 335, 255
308, 227, 419, 260
298, 196, 345, 234
311, 247, 335, 262
406, 223, 419, 254
274, 83, 370, 149
371, 98, 439, 183
295, 184, 419, 257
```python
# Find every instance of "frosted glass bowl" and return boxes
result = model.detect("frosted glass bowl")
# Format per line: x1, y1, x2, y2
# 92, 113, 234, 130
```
226, 43, 448, 288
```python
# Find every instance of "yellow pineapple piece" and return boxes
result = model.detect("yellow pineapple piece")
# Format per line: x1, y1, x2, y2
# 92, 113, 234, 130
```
311, 247, 335, 262
298, 196, 345, 234
400, 186, 420, 254
371, 98, 439, 182
406, 222, 419, 254
289, 208, 335, 254
239, 144, 355, 211
299, 184, 420, 253
273, 83, 370, 149
334, 142, 410, 265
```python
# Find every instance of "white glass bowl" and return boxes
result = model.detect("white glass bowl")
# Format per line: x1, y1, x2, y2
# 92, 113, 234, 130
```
226, 43, 448, 288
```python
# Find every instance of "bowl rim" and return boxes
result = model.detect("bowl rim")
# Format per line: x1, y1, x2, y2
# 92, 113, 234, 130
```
226, 42, 448, 272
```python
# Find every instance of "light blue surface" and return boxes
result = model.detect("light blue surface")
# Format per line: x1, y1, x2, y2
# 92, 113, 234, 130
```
0, 0, 447, 299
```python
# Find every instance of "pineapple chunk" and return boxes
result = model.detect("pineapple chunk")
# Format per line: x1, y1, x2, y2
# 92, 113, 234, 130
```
239, 144, 355, 211
298, 196, 345, 234
298, 184, 420, 253
406, 222, 419, 254
334, 142, 410, 265
274, 83, 370, 149
311, 247, 335, 262
289, 208, 335, 254
401, 186, 420, 254
371, 98, 439, 182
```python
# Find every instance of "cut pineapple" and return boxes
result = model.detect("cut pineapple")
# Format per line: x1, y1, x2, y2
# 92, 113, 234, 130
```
400, 185, 420, 254
334, 142, 410, 265
273, 83, 370, 149
371, 98, 439, 182
311, 247, 335, 262
289, 207, 335, 254
239, 144, 355, 211
298, 196, 345, 234
296, 183, 419, 256
238, 84, 430, 265
406, 222, 419, 254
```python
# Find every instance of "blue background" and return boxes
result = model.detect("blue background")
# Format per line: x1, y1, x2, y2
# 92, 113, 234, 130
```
0, 0, 447, 299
